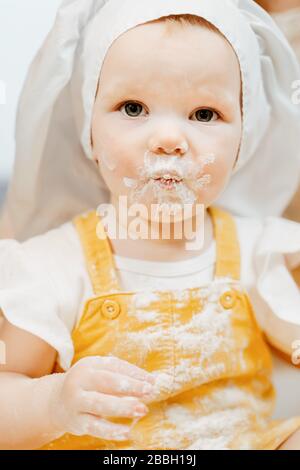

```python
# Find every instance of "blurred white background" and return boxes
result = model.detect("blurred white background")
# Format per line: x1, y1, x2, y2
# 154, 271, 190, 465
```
0, 0, 62, 202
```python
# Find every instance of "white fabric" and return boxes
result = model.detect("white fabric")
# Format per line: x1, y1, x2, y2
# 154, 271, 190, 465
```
272, 7, 300, 62
0, 0, 300, 241
0, 213, 300, 372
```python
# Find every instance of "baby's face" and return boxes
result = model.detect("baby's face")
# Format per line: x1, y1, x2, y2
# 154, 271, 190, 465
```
92, 20, 242, 216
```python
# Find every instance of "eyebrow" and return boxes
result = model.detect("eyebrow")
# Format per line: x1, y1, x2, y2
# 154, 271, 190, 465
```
102, 82, 238, 114
102, 83, 144, 100
195, 87, 237, 111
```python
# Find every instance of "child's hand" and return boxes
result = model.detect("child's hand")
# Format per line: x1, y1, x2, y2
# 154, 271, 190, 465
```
50, 356, 155, 441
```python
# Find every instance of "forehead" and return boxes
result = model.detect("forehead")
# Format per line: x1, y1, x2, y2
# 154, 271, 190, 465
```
98, 20, 241, 98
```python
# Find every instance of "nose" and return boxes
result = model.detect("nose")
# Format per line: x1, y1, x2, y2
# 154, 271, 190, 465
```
149, 126, 189, 156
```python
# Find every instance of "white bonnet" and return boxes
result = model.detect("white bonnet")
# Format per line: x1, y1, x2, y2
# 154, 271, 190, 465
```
1, 0, 299, 240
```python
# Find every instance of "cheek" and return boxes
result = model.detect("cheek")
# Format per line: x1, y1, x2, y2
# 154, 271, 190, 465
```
93, 117, 136, 181
197, 124, 241, 199
210, 122, 241, 171
195, 155, 233, 208
209, 157, 233, 192
95, 146, 141, 198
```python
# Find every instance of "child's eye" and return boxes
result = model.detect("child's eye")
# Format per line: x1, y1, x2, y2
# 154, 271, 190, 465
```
192, 108, 219, 122
118, 102, 219, 122
119, 101, 146, 117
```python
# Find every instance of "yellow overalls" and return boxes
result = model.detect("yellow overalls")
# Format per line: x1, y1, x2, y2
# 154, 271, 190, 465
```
41, 206, 300, 450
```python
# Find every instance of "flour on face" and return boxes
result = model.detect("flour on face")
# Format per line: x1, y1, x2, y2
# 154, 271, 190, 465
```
123, 151, 215, 210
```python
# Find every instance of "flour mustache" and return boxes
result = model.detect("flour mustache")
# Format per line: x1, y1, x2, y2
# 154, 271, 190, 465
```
139, 153, 202, 182
123, 152, 215, 200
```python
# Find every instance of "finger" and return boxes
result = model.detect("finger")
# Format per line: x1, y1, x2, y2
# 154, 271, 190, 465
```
85, 369, 155, 398
82, 355, 155, 384
80, 391, 149, 418
77, 414, 131, 441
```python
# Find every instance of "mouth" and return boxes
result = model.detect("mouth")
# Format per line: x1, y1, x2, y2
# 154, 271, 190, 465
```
151, 174, 183, 190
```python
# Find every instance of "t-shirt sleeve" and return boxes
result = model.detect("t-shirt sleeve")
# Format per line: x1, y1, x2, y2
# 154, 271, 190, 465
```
237, 215, 300, 356
0, 222, 92, 371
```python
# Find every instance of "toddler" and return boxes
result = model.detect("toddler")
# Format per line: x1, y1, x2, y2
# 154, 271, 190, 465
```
0, 0, 300, 450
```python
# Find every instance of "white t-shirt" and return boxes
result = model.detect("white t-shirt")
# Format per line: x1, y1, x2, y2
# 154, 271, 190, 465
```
0, 214, 300, 371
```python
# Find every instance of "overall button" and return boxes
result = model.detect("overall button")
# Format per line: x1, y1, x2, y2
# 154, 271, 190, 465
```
220, 290, 237, 309
101, 299, 121, 319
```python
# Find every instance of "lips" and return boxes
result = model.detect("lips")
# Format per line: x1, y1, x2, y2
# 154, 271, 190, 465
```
152, 175, 183, 190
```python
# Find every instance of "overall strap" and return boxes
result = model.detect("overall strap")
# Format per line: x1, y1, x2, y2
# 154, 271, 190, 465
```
73, 210, 120, 295
73, 206, 241, 295
208, 206, 241, 281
